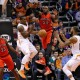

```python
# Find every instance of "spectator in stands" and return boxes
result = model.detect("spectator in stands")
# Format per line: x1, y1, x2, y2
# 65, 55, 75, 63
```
13, 27, 17, 41
48, 52, 56, 71
58, 43, 64, 54
65, 0, 72, 10
62, 48, 68, 57
32, 2, 41, 17
55, 53, 62, 80
52, 18, 59, 29
26, 2, 40, 17
52, 20, 64, 34
35, 44, 45, 54
53, 51, 59, 61
72, 0, 79, 10
58, 20, 64, 31
52, 9, 58, 28
25, 3, 33, 16
15, 3, 26, 16
52, 37, 59, 51
67, 0, 79, 19
34, 44, 45, 66
49, 51, 59, 80
62, 48, 72, 80
33, 51, 45, 80
12, 12, 21, 26
48, 51, 57, 80
65, 0, 79, 11
34, 51, 52, 80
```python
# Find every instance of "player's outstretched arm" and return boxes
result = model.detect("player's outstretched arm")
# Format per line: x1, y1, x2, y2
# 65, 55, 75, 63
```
59, 37, 77, 48
54, 31, 77, 48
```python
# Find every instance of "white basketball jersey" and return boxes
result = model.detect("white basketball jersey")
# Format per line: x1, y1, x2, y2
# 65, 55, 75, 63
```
17, 23, 28, 39
71, 35, 80, 55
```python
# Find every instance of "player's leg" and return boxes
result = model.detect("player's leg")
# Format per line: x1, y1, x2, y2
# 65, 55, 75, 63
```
46, 30, 53, 46
21, 54, 30, 70
41, 37, 47, 49
28, 41, 38, 59
24, 41, 38, 70
63, 65, 75, 80
45, 30, 52, 62
18, 39, 31, 78
3, 55, 20, 80
19, 53, 35, 78
63, 56, 80, 80
0, 59, 4, 80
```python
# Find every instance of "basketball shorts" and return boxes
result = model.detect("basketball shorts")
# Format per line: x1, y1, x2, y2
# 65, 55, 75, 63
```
0, 54, 14, 70
41, 30, 52, 49
64, 54, 80, 71
17, 38, 37, 55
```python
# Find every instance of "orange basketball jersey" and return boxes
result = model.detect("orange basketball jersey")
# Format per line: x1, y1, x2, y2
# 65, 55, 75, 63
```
39, 13, 52, 31
0, 38, 9, 57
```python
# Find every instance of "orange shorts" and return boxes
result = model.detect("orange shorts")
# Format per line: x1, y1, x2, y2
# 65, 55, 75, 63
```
0, 55, 14, 70
41, 30, 53, 49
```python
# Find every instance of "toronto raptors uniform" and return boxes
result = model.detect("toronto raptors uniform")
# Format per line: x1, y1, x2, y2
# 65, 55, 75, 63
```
0, 38, 14, 70
39, 13, 52, 49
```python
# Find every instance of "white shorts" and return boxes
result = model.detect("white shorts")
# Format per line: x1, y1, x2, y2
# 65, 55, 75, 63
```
17, 38, 37, 55
64, 54, 80, 71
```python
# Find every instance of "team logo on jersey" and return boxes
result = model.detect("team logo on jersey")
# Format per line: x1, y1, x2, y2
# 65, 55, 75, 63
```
0, 34, 11, 42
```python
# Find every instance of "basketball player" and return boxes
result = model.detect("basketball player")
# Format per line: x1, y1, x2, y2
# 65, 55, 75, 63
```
0, 38, 20, 80
17, 16, 38, 78
55, 26, 80, 80
39, 6, 53, 50
37, 6, 56, 65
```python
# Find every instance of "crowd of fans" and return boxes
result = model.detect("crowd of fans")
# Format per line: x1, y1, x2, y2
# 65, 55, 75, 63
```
4, 0, 80, 80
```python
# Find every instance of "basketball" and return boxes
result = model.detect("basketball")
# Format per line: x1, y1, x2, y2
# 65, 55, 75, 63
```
38, 29, 47, 37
